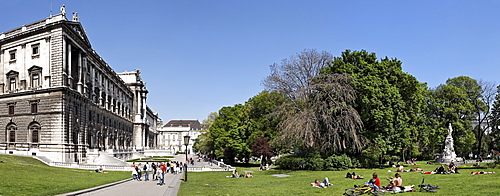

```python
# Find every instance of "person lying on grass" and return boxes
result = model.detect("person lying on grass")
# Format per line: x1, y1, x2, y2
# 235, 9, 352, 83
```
346, 172, 364, 179
310, 177, 332, 188
470, 171, 495, 175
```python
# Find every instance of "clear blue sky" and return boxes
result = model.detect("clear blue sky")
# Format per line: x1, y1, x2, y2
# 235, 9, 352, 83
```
1, 1, 499, 123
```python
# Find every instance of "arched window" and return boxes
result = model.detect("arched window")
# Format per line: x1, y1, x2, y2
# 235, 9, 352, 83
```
6, 123, 17, 143
29, 122, 41, 143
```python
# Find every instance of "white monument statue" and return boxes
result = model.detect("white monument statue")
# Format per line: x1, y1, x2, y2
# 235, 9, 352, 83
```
438, 123, 457, 163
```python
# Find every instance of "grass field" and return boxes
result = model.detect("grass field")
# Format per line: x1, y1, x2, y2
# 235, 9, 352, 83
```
1, 154, 499, 196
0, 154, 130, 196
178, 162, 500, 196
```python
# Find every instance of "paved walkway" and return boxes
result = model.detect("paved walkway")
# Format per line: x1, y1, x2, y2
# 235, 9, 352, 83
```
56, 155, 221, 196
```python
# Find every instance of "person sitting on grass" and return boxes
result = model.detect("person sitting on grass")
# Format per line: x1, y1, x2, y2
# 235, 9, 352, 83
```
244, 172, 253, 178
365, 173, 381, 190
232, 170, 239, 178
397, 165, 404, 172
95, 166, 108, 173
385, 173, 403, 192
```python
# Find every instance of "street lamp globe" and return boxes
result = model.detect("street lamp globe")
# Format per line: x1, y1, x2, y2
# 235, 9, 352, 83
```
183, 135, 190, 146
183, 135, 191, 181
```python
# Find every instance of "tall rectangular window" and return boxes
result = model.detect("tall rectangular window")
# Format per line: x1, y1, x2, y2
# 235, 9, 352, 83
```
9, 131, 15, 142
32, 45, 39, 56
9, 50, 16, 61
8, 105, 14, 115
32, 74, 39, 88
10, 78, 16, 91
31, 103, 38, 113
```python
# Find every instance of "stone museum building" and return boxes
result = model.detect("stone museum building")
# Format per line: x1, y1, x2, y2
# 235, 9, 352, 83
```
157, 120, 202, 154
0, 11, 159, 163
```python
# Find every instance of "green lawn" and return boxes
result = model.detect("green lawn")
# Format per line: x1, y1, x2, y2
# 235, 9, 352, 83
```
0, 154, 130, 196
1, 154, 499, 196
178, 162, 500, 196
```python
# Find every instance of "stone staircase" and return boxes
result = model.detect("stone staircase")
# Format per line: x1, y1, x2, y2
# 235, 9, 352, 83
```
92, 151, 129, 166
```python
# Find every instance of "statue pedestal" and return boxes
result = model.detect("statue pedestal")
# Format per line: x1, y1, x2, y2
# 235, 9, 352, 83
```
437, 155, 456, 163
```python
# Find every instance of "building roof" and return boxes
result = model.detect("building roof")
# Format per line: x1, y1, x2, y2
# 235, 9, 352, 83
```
163, 120, 201, 130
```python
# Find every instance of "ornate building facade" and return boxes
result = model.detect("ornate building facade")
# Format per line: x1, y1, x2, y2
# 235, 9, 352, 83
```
157, 120, 202, 154
0, 11, 158, 163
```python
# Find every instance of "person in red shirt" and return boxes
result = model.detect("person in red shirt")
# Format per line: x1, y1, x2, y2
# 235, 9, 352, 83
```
369, 172, 381, 189
157, 163, 167, 185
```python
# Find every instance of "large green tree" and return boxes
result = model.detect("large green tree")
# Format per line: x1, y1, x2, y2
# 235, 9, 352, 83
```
322, 50, 427, 160
193, 112, 218, 155
489, 85, 500, 152
472, 80, 496, 155
428, 76, 479, 155
206, 91, 286, 164
276, 73, 366, 156
209, 104, 250, 164
245, 91, 286, 141
263, 49, 364, 157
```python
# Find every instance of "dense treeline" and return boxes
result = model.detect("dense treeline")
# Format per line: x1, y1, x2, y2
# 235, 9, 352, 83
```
193, 49, 499, 169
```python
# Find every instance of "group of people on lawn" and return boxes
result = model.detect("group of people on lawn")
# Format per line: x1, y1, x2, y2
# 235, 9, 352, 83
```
311, 172, 409, 192
421, 161, 459, 174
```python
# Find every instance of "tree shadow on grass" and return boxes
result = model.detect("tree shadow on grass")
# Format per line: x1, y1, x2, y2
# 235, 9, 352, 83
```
232, 163, 260, 167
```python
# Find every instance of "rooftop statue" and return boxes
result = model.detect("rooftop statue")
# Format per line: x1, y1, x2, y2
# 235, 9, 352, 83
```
72, 12, 79, 22
60, 4, 66, 16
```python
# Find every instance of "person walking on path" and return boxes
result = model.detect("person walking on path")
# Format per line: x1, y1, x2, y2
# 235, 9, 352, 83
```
156, 164, 163, 183
136, 163, 143, 181
151, 163, 157, 181
131, 164, 138, 180
157, 163, 167, 185
170, 162, 175, 174
143, 162, 150, 181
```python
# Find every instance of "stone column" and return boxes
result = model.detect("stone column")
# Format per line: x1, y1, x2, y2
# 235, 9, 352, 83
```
77, 51, 83, 93
83, 58, 88, 95
98, 91, 102, 106
67, 43, 72, 87
62, 38, 67, 86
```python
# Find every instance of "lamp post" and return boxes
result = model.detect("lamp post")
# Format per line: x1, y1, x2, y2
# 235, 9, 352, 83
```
183, 135, 191, 182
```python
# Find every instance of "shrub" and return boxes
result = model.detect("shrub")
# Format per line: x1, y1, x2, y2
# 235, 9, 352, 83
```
387, 156, 400, 163
276, 154, 358, 171
359, 146, 382, 168
324, 154, 354, 171
275, 155, 307, 170
417, 152, 435, 160
350, 157, 361, 168
305, 158, 325, 171
487, 160, 500, 169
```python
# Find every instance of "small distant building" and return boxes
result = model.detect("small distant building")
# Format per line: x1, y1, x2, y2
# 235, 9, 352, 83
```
472, 119, 493, 134
157, 120, 202, 154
